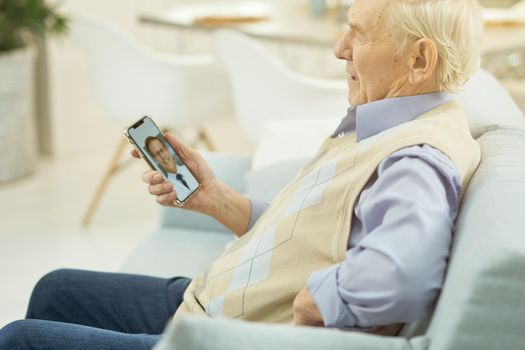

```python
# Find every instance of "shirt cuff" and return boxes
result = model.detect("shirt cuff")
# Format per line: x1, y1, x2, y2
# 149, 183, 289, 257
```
247, 197, 269, 231
307, 264, 358, 328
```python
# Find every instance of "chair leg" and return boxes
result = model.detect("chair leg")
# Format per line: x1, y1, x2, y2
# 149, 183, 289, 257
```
81, 137, 129, 227
197, 126, 216, 151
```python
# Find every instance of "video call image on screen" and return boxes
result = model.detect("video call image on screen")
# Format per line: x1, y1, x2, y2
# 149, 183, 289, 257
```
129, 119, 199, 202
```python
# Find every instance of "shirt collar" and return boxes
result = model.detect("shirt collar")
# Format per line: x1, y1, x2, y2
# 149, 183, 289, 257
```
331, 92, 453, 142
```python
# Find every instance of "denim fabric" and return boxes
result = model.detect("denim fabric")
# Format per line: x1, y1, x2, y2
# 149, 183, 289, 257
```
0, 269, 191, 350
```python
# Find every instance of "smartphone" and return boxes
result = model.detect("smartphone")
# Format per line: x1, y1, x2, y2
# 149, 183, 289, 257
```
124, 116, 200, 205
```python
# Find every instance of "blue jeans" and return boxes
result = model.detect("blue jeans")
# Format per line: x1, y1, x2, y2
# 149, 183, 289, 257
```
0, 269, 191, 350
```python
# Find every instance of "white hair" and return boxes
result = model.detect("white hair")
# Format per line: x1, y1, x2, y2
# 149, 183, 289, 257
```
387, 0, 483, 92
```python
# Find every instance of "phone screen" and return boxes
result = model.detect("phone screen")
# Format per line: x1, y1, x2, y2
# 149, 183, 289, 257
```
127, 116, 200, 204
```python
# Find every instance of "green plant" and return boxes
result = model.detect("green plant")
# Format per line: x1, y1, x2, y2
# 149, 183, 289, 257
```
0, 0, 68, 52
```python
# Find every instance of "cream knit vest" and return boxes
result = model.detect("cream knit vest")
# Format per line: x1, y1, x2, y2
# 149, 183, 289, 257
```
174, 101, 480, 327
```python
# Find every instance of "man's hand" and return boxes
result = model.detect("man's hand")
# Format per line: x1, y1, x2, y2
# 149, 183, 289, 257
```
132, 132, 252, 237
133, 132, 217, 214
293, 287, 324, 327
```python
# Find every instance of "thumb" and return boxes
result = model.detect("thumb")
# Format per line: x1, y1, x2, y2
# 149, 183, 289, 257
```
164, 132, 193, 163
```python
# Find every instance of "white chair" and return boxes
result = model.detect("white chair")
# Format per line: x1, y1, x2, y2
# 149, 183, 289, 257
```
69, 15, 233, 226
213, 29, 348, 142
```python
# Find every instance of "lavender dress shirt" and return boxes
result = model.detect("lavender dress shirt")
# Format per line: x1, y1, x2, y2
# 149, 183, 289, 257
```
248, 92, 462, 329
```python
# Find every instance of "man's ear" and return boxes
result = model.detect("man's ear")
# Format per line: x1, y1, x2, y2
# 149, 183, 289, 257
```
407, 38, 438, 86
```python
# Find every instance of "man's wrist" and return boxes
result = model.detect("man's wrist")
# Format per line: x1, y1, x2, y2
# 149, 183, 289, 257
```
201, 179, 251, 236
197, 178, 223, 217
293, 287, 324, 327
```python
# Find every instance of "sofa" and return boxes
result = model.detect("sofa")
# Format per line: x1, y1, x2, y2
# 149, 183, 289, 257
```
120, 70, 525, 350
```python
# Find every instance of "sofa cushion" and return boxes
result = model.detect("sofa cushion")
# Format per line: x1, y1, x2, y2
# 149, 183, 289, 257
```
426, 126, 525, 350
251, 117, 340, 170
119, 228, 233, 278
155, 316, 430, 350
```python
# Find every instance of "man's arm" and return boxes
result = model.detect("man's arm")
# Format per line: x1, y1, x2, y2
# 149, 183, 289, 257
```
296, 145, 461, 328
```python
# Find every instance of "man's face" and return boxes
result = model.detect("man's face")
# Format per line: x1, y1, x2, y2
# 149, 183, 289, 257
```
334, 0, 410, 106
147, 139, 177, 173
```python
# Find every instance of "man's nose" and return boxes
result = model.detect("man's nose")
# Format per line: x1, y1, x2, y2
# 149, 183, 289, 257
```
334, 32, 352, 61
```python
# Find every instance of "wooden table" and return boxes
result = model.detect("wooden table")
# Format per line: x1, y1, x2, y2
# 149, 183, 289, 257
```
140, 2, 342, 47
139, 1, 525, 54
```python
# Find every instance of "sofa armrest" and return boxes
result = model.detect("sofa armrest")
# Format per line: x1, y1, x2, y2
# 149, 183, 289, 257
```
158, 152, 252, 232
154, 317, 429, 350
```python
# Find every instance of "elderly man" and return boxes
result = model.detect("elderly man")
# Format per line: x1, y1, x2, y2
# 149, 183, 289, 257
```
0, 0, 482, 349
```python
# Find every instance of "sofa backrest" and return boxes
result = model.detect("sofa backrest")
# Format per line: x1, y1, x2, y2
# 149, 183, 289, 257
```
457, 69, 525, 136
423, 126, 525, 350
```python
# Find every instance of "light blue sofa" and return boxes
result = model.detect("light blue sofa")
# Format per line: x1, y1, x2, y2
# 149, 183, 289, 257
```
120, 71, 525, 350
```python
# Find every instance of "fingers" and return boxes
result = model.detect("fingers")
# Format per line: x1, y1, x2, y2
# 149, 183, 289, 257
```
148, 181, 172, 196
143, 174, 179, 205
141, 170, 178, 206
156, 191, 177, 206
130, 149, 140, 158
141, 170, 163, 184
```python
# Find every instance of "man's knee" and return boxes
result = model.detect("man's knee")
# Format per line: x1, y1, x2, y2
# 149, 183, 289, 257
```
33, 268, 80, 293
27, 269, 83, 319
0, 320, 33, 349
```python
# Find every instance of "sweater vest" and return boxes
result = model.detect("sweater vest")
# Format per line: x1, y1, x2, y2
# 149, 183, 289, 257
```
174, 101, 480, 329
